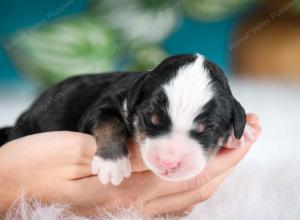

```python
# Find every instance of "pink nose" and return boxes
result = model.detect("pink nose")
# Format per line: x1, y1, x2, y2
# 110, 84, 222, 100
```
158, 160, 179, 170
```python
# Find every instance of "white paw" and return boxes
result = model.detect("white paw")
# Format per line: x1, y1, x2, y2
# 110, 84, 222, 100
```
91, 156, 131, 185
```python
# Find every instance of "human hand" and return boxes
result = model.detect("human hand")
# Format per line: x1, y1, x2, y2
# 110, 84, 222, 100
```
0, 131, 97, 216
0, 113, 261, 217
117, 113, 261, 217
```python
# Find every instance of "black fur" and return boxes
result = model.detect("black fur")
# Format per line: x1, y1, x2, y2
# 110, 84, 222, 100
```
0, 127, 11, 146
4, 72, 139, 159
203, 59, 246, 140
0, 54, 246, 161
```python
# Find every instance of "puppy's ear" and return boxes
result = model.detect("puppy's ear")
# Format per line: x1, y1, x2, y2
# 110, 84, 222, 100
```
225, 123, 255, 148
232, 98, 246, 139
224, 98, 247, 148
127, 72, 148, 115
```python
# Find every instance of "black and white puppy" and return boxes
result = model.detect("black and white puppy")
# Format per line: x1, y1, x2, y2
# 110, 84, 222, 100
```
1, 54, 252, 185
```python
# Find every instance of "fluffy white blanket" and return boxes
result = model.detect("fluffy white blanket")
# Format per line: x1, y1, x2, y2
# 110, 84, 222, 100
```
2, 79, 300, 220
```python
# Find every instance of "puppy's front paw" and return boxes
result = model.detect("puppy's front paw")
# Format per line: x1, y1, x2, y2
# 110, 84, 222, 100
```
91, 156, 131, 185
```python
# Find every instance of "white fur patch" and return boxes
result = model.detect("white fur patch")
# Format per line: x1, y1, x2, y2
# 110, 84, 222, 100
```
91, 156, 131, 186
140, 133, 207, 181
122, 99, 128, 117
163, 54, 213, 132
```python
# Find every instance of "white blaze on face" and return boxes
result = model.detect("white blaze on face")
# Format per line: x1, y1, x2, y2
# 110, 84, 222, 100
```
164, 54, 213, 131
141, 54, 214, 181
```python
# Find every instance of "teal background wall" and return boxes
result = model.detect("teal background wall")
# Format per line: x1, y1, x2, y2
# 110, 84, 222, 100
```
0, 0, 88, 82
0, 0, 250, 83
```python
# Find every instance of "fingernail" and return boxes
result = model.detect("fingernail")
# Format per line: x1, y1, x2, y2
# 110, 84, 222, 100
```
244, 124, 255, 142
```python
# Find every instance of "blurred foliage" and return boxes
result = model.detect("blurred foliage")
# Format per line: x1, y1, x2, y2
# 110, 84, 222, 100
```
293, 0, 300, 13
8, 0, 266, 87
10, 16, 117, 86
88, 0, 178, 43
183, 0, 260, 21
124, 42, 168, 71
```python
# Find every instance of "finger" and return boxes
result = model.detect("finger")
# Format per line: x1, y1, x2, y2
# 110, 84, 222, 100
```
3, 131, 97, 166
79, 170, 201, 210
224, 113, 260, 148
72, 163, 231, 214
204, 122, 261, 180
71, 166, 230, 216
186, 168, 233, 205
66, 164, 96, 180
246, 113, 260, 125
72, 132, 97, 160
73, 169, 195, 207
48, 131, 97, 155
128, 139, 148, 172
64, 132, 98, 169
71, 170, 155, 205
43, 131, 97, 163
143, 168, 232, 217
67, 175, 112, 205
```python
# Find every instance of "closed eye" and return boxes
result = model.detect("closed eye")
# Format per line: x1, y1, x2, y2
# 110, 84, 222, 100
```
138, 110, 171, 137
195, 123, 205, 133
139, 111, 161, 128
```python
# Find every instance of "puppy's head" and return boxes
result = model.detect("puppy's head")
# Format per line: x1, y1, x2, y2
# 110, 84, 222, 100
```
127, 54, 246, 181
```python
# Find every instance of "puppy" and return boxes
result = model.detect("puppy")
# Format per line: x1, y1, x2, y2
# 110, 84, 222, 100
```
1, 54, 250, 185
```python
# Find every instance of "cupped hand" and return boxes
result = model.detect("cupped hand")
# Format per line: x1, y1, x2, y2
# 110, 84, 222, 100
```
113, 113, 261, 216
0, 113, 261, 217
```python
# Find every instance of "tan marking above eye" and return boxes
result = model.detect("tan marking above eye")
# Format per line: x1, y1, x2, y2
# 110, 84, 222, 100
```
218, 137, 225, 146
195, 123, 205, 133
150, 114, 160, 125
